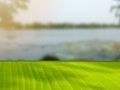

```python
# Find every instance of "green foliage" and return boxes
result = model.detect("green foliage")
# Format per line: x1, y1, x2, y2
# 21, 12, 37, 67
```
0, 62, 120, 90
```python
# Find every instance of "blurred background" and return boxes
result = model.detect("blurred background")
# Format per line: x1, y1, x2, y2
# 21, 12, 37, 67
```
0, 0, 120, 60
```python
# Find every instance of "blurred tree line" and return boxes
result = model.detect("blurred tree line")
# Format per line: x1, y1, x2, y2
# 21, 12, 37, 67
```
22, 23, 120, 29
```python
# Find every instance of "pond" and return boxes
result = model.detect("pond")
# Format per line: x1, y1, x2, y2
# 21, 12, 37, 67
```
0, 28, 120, 60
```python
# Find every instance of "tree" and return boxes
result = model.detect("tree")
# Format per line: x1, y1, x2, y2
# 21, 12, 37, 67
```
111, 0, 120, 25
0, 0, 29, 28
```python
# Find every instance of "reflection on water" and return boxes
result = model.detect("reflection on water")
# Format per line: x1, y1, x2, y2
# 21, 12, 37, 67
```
0, 28, 120, 60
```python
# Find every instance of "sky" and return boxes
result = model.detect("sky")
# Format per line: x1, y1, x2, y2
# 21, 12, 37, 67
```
15, 0, 118, 24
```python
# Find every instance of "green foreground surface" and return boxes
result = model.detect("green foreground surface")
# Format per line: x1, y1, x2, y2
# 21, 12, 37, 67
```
0, 62, 120, 90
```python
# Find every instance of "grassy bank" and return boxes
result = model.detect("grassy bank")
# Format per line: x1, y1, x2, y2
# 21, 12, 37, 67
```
0, 61, 120, 90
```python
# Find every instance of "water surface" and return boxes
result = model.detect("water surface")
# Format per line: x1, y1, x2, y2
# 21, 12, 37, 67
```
0, 28, 120, 60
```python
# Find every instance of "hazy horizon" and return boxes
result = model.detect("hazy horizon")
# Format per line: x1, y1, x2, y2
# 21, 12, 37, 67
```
14, 0, 117, 24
